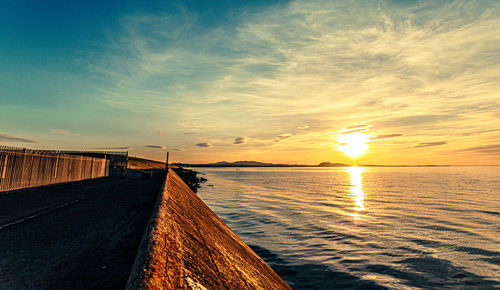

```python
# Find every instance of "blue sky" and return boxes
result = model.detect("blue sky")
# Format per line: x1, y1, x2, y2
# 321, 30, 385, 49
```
1, 0, 499, 164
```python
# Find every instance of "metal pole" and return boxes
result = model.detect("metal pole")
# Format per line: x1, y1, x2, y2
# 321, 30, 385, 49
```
165, 152, 169, 172
90, 157, 94, 179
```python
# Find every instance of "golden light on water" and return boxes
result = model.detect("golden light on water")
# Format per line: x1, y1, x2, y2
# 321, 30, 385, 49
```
348, 166, 365, 219
337, 133, 368, 160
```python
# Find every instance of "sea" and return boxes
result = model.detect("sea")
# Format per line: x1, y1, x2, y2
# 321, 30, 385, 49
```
195, 166, 499, 289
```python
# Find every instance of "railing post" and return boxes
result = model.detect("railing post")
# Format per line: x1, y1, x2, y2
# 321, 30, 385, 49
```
165, 152, 169, 172
90, 157, 94, 179
1, 154, 8, 179
20, 149, 27, 187
54, 154, 60, 180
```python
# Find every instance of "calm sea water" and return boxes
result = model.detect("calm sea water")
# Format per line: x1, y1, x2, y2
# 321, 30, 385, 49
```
195, 166, 499, 289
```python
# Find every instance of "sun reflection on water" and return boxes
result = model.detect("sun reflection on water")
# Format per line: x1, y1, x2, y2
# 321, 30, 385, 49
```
347, 166, 365, 218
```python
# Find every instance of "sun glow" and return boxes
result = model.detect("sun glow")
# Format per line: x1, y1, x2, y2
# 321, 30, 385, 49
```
337, 133, 368, 159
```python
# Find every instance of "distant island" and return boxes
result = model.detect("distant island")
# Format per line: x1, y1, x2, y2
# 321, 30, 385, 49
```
174, 161, 312, 167
174, 160, 336, 167
173, 161, 451, 167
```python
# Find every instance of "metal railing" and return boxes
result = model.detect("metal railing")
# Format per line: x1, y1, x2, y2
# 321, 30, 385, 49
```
58, 151, 128, 177
0, 145, 110, 193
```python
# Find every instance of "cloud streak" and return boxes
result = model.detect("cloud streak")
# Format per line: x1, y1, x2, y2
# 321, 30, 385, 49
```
94, 146, 131, 150
346, 124, 369, 130
0, 133, 36, 144
51, 129, 80, 136
146, 145, 167, 149
196, 142, 213, 148
234, 136, 249, 144
274, 133, 293, 142
370, 134, 404, 141
414, 142, 447, 148
341, 128, 367, 135
458, 144, 500, 154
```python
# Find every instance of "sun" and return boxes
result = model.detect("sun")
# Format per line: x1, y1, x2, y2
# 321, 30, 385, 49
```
337, 133, 368, 159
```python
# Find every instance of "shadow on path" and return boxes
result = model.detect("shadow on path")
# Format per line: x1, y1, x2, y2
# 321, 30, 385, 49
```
0, 171, 164, 289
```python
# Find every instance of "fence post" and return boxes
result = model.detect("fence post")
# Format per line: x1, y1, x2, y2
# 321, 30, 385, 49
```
27, 155, 34, 187
125, 151, 128, 177
20, 149, 27, 187
1, 154, 8, 179
54, 154, 60, 180
90, 157, 94, 179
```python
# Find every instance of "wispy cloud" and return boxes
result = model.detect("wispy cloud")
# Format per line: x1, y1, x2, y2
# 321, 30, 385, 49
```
51, 129, 80, 136
196, 142, 213, 148
458, 144, 500, 154
274, 133, 293, 142
370, 134, 404, 141
297, 125, 309, 129
234, 136, 249, 144
375, 115, 453, 128
346, 124, 369, 130
146, 145, 167, 149
94, 146, 131, 150
171, 148, 186, 152
341, 128, 368, 135
0, 133, 36, 143
89, 0, 500, 163
145, 145, 184, 151
414, 142, 447, 148
459, 129, 498, 136
100, 1, 500, 122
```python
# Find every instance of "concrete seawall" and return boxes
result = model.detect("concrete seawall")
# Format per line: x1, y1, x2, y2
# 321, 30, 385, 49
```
127, 170, 290, 289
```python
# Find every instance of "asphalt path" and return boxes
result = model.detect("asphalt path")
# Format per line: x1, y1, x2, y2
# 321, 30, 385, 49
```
0, 171, 164, 289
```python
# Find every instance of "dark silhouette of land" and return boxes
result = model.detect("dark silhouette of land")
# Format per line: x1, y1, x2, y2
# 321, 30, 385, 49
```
174, 160, 340, 167
175, 160, 452, 167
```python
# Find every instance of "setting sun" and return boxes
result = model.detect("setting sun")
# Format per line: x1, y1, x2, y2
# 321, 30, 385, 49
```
337, 133, 368, 159
0, 1, 499, 289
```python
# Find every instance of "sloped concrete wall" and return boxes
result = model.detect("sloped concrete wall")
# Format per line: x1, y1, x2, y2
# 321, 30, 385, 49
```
127, 170, 290, 289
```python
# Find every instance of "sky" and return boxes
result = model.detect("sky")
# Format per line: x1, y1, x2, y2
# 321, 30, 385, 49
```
0, 0, 499, 165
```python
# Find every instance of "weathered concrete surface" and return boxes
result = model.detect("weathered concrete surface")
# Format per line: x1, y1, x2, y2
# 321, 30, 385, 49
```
0, 171, 164, 289
127, 170, 290, 289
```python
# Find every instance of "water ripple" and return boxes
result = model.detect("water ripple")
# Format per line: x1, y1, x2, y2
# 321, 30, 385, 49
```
197, 166, 500, 289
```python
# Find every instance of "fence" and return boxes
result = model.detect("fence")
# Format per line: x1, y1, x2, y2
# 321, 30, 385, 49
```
0, 145, 110, 193
58, 151, 128, 177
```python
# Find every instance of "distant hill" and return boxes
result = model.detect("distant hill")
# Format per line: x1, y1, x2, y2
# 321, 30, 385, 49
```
212, 161, 289, 167
317, 162, 350, 167
175, 160, 298, 167
175, 160, 352, 167
174, 160, 452, 168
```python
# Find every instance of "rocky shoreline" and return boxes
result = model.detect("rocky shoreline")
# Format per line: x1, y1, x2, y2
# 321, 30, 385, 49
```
171, 166, 206, 193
